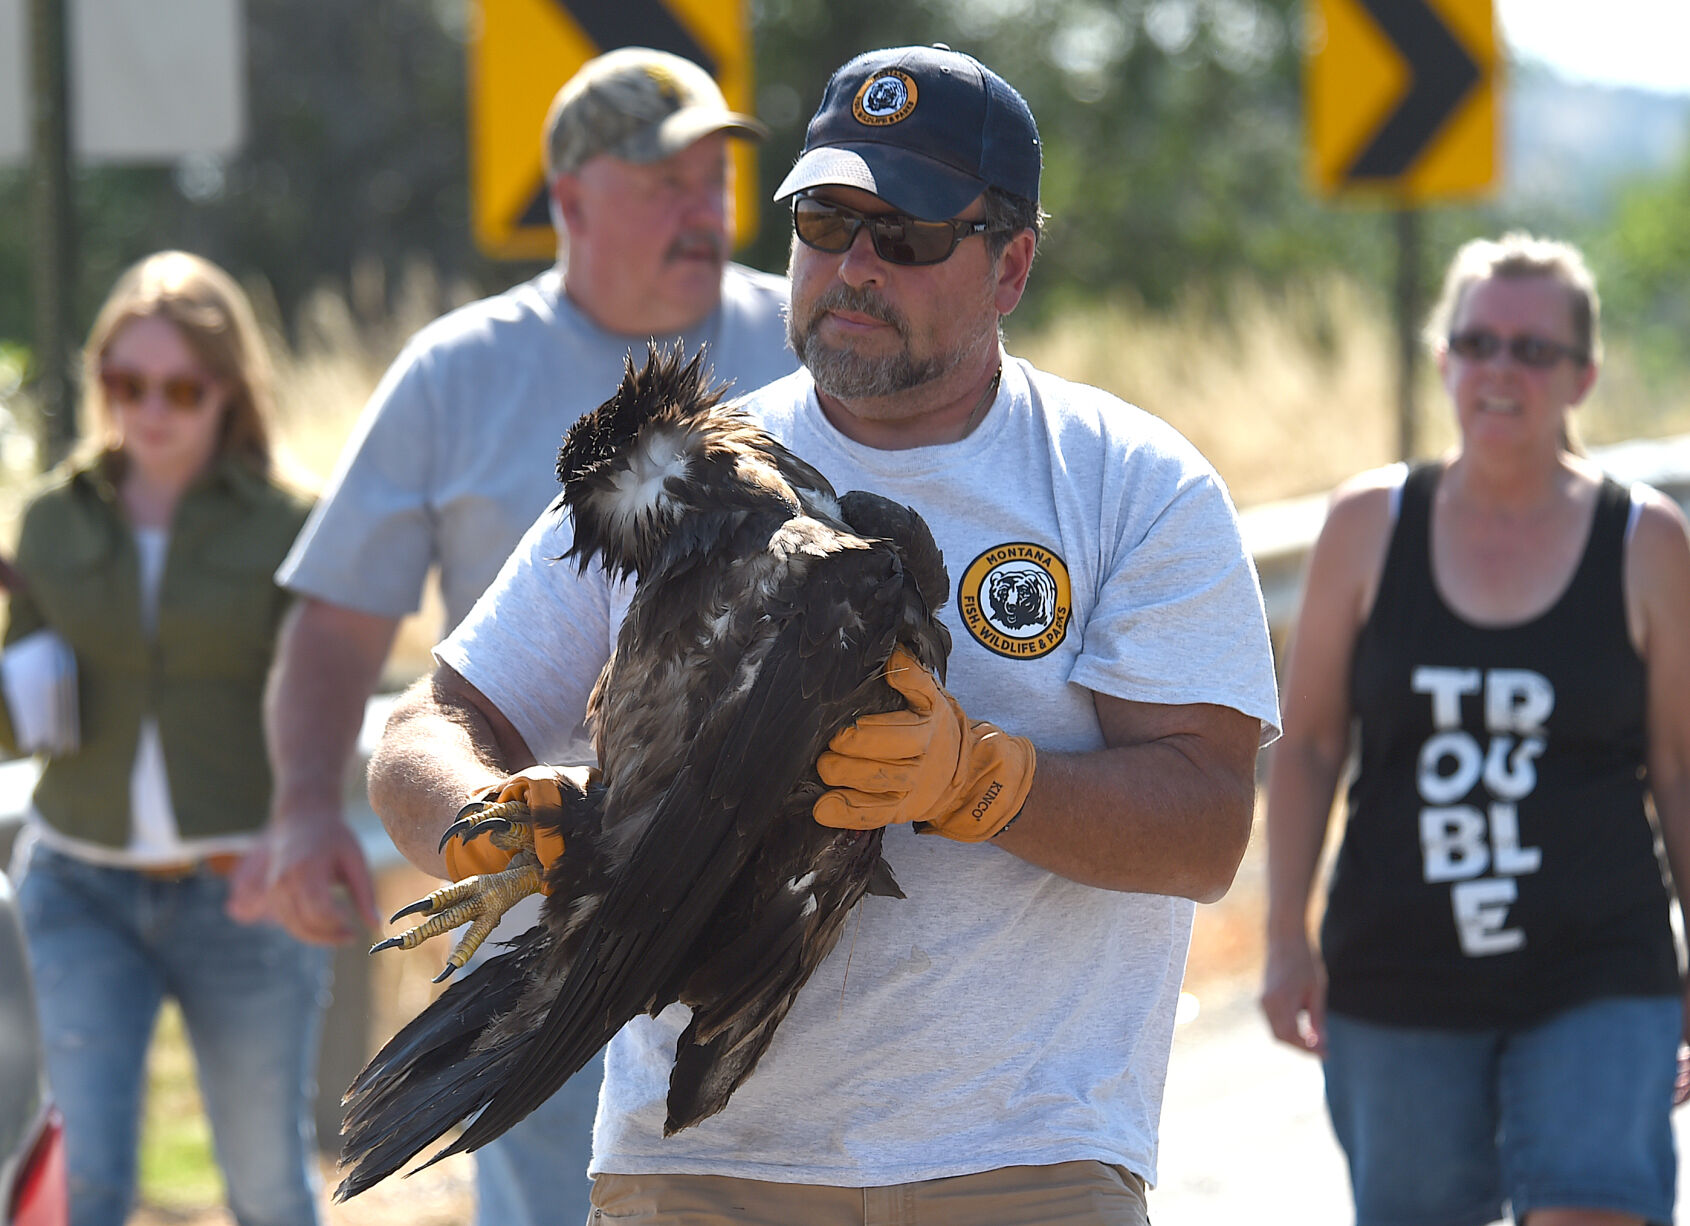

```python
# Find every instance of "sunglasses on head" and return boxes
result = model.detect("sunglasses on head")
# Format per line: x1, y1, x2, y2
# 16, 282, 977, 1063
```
792, 194, 996, 266
98, 368, 213, 411
1447, 329, 1588, 369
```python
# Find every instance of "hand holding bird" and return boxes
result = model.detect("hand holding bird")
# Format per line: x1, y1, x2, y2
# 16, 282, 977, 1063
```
813, 646, 1034, 841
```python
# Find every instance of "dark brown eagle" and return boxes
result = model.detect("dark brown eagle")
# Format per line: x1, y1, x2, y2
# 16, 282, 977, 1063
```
335, 344, 950, 1199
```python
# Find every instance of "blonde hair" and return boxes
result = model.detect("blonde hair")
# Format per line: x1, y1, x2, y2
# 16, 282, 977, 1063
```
81, 250, 276, 473
1423, 231, 1602, 366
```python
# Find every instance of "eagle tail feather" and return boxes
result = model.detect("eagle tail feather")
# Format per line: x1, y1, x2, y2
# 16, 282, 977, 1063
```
335, 928, 548, 1200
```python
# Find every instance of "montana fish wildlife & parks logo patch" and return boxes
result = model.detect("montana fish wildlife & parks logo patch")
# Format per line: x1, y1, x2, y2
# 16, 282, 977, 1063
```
853, 71, 919, 126
958, 542, 1071, 658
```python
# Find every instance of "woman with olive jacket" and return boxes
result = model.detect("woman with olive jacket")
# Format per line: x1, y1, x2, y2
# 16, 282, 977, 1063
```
4, 251, 326, 1226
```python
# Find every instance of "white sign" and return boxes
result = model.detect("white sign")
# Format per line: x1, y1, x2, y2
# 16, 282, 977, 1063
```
0, 0, 244, 164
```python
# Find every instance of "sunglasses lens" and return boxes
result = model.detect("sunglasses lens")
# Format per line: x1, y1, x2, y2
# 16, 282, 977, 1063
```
1449, 330, 1500, 361
99, 369, 145, 403
160, 376, 208, 409
793, 199, 859, 253
869, 218, 955, 265
1511, 337, 1564, 368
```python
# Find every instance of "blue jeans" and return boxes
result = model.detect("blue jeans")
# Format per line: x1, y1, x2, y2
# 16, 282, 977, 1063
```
16, 844, 331, 1226
1324, 997, 1680, 1226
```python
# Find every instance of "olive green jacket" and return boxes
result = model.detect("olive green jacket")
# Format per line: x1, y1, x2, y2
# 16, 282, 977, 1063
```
0, 452, 312, 847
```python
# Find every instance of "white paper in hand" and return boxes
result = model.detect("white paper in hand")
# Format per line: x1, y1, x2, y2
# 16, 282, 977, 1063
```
1, 629, 80, 756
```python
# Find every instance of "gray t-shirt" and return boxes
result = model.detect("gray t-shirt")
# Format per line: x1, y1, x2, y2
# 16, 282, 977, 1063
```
277, 263, 795, 630
438, 358, 1281, 1189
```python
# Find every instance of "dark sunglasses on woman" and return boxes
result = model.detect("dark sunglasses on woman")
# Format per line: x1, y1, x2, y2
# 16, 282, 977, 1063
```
1447, 329, 1589, 369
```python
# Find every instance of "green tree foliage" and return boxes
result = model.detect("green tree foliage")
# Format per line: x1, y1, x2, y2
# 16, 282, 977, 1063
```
0, 0, 1532, 355
1585, 151, 1690, 381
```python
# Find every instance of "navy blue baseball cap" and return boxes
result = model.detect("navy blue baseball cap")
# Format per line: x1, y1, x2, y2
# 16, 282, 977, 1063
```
773, 45, 1041, 221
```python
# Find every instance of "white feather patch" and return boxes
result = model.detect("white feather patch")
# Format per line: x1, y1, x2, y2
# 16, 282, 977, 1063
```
603, 428, 691, 529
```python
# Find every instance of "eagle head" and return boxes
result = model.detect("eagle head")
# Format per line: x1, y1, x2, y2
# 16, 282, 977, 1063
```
556, 344, 732, 580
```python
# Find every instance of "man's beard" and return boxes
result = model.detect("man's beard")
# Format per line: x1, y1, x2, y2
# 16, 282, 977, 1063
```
788, 284, 959, 399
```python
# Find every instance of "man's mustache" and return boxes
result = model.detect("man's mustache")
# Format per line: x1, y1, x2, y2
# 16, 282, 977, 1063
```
804, 285, 908, 338
665, 231, 728, 262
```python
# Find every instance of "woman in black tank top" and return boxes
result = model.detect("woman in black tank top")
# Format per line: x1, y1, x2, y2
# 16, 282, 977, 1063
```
1259, 234, 1690, 1226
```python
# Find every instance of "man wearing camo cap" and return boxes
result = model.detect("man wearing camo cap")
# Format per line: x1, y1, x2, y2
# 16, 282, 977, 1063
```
540, 46, 777, 334
231, 45, 797, 1226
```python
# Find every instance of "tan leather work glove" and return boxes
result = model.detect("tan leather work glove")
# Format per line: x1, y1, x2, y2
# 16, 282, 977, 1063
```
441, 765, 581, 891
813, 647, 1035, 842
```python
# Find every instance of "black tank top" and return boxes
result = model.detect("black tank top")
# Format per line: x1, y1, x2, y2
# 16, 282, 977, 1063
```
1321, 461, 1680, 1028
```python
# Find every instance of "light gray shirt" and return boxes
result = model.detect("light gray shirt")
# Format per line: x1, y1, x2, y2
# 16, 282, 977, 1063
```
278, 263, 795, 631
439, 359, 1281, 1189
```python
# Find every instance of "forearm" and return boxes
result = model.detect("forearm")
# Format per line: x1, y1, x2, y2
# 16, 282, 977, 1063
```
266, 598, 400, 822
1262, 739, 1345, 945
1653, 781, 1690, 1059
1650, 774, 1690, 922
993, 732, 1256, 901
367, 668, 535, 877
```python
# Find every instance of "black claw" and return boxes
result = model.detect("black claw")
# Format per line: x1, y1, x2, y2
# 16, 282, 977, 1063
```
465, 815, 513, 842
431, 962, 459, 984
437, 813, 514, 853
389, 897, 436, 924
369, 936, 404, 955
438, 816, 476, 853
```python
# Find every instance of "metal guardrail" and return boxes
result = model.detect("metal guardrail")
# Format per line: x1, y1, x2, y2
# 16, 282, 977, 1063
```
1238, 430, 1690, 637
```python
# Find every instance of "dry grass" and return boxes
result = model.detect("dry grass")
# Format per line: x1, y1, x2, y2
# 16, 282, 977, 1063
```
265, 258, 467, 488
1011, 276, 1690, 505
260, 261, 474, 686
1013, 278, 1427, 503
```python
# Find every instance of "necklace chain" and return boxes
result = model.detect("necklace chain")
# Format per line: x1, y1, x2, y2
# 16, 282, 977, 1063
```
961, 365, 1003, 438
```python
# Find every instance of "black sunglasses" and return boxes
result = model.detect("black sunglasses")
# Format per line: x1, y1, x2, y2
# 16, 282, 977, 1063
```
1447, 328, 1589, 369
792, 194, 995, 266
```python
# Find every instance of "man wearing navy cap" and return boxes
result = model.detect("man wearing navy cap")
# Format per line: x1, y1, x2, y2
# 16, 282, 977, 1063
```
370, 45, 1280, 1224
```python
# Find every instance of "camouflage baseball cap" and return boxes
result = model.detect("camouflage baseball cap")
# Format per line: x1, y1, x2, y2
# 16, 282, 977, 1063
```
545, 47, 769, 176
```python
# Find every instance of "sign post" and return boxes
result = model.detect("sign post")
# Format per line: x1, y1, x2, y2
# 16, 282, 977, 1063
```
1306, 0, 1499, 458
28, 0, 75, 468
468, 0, 758, 262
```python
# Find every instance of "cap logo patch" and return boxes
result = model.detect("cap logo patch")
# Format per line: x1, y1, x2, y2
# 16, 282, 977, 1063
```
958, 543, 1072, 659
853, 71, 918, 126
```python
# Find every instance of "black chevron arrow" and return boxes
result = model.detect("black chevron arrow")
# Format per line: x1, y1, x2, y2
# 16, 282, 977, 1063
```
516, 0, 721, 228
1343, 0, 1481, 182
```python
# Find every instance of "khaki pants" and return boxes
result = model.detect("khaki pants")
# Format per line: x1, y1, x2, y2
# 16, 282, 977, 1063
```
588, 1160, 1150, 1225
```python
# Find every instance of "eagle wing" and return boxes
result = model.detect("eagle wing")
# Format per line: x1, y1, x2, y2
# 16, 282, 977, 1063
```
661, 491, 951, 1131
444, 524, 925, 1152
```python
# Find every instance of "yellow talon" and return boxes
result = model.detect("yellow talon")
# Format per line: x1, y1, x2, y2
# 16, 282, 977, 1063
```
372, 849, 546, 980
